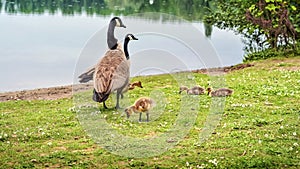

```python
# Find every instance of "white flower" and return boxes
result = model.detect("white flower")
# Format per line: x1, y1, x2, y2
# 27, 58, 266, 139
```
208, 159, 218, 166
293, 132, 297, 136
280, 126, 284, 129
293, 143, 299, 147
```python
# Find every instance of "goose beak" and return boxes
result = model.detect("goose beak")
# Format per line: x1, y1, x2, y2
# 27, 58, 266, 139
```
121, 24, 126, 28
133, 37, 138, 40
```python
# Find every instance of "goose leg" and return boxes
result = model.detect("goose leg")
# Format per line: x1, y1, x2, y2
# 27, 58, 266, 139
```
146, 112, 149, 122
139, 113, 142, 122
103, 101, 108, 109
115, 90, 121, 109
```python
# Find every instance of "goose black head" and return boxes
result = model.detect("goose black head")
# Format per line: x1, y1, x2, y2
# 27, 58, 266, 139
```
126, 34, 138, 41
111, 17, 126, 28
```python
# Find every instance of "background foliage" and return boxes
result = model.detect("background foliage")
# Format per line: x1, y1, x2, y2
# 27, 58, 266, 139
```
205, 0, 300, 60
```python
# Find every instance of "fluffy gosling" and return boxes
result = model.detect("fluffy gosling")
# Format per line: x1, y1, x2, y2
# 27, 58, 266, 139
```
128, 81, 143, 90
179, 85, 205, 95
207, 87, 233, 97
121, 81, 143, 99
125, 97, 155, 122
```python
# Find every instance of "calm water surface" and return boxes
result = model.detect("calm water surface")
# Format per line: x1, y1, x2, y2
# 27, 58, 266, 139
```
0, 1, 244, 92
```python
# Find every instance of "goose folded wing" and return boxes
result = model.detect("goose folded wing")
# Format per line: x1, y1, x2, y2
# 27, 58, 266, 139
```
94, 50, 129, 94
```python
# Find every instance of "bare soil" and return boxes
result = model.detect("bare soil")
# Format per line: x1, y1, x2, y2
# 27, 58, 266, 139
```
0, 84, 92, 102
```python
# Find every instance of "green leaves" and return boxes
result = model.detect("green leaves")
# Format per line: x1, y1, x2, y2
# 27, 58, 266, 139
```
206, 0, 300, 55
249, 4, 256, 12
291, 5, 297, 11
265, 4, 279, 12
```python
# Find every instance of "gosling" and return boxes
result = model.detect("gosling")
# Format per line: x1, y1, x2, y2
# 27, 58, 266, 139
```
128, 81, 143, 90
179, 85, 205, 95
121, 81, 143, 98
125, 97, 155, 122
207, 87, 233, 97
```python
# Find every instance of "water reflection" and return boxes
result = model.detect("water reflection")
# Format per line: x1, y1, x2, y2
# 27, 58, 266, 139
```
0, 1, 244, 92
1, 0, 213, 19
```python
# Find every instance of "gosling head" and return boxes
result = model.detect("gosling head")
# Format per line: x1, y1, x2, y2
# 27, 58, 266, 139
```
207, 87, 212, 95
179, 86, 189, 94
135, 81, 143, 88
111, 17, 126, 28
124, 106, 134, 118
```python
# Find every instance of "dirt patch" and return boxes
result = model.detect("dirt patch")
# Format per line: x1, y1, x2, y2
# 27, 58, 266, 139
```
0, 64, 254, 102
192, 63, 254, 74
0, 83, 92, 102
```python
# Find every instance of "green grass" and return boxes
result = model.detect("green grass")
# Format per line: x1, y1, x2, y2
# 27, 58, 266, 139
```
0, 57, 300, 168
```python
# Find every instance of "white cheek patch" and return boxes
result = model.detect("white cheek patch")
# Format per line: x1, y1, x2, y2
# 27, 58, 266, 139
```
129, 35, 133, 40
116, 19, 121, 27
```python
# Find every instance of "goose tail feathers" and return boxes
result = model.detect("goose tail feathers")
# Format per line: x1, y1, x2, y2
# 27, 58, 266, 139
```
78, 67, 95, 83
93, 89, 110, 103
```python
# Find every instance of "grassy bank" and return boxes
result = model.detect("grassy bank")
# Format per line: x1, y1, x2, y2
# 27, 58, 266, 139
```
0, 57, 299, 168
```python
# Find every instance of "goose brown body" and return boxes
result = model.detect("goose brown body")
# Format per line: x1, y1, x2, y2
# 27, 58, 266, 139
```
93, 48, 130, 103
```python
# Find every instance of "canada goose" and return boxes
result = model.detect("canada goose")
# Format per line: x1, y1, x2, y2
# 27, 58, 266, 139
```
93, 34, 138, 109
207, 87, 233, 97
179, 85, 205, 95
78, 17, 126, 83
107, 16, 126, 49
125, 97, 155, 122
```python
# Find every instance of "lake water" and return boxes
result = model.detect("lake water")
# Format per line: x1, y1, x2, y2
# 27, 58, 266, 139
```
0, 1, 244, 92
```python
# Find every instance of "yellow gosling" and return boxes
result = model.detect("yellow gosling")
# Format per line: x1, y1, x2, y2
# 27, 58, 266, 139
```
207, 87, 234, 97
125, 97, 155, 122
121, 81, 143, 99
128, 81, 143, 90
179, 86, 189, 94
179, 85, 205, 95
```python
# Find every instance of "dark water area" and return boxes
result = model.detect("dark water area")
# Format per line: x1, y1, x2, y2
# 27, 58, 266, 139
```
0, 0, 244, 92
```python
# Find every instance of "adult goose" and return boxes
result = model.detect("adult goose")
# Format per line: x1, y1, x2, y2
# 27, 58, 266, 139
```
93, 34, 138, 109
78, 17, 126, 83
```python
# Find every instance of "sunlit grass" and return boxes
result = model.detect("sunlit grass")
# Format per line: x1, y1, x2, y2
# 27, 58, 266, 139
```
0, 57, 299, 168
